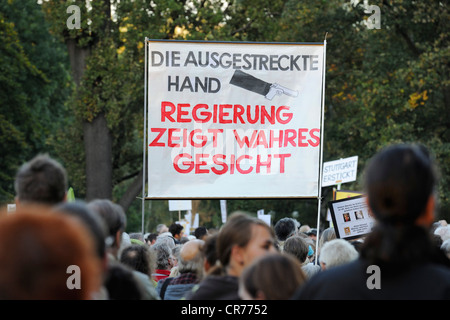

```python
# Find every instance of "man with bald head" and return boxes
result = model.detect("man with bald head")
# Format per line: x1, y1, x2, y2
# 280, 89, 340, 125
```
156, 239, 205, 300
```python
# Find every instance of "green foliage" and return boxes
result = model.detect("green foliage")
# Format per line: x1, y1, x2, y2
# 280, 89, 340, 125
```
6, 0, 447, 226
0, 0, 71, 203
276, 0, 450, 220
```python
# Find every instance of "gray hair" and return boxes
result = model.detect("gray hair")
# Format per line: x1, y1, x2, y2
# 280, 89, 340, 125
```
319, 239, 359, 269
152, 241, 172, 270
441, 239, 450, 259
434, 226, 450, 242
178, 247, 204, 279
154, 234, 176, 250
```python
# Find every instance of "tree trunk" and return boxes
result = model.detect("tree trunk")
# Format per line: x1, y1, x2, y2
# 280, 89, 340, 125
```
84, 112, 113, 201
66, 37, 114, 201
64, 1, 136, 208
66, 39, 90, 87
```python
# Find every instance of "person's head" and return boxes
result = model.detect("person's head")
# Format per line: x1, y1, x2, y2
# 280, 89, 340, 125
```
14, 154, 68, 206
299, 225, 311, 234
151, 241, 174, 271
306, 228, 317, 241
55, 201, 107, 265
155, 233, 177, 250
194, 226, 209, 240
274, 218, 298, 242
120, 244, 155, 277
239, 252, 307, 300
169, 223, 184, 240
364, 143, 438, 227
171, 244, 182, 267
178, 239, 205, 280
145, 233, 158, 246
214, 212, 276, 277
129, 232, 145, 245
318, 227, 336, 254
361, 144, 440, 273
103, 261, 144, 300
87, 199, 126, 258
319, 239, 359, 270
0, 206, 102, 299
283, 235, 310, 264
202, 233, 218, 274
156, 224, 168, 235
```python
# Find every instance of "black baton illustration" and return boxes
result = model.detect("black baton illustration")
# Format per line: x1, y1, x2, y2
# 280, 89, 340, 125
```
229, 70, 299, 100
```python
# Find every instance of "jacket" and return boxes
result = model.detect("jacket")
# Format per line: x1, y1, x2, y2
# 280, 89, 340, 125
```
186, 275, 240, 300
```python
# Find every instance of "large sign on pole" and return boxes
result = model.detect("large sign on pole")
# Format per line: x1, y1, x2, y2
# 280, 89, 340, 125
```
146, 40, 325, 198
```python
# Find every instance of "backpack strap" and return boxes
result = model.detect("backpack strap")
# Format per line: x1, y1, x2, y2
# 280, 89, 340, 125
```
160, 277, 174, 300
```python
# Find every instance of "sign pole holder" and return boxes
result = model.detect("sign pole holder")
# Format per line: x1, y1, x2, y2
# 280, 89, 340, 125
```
141, 37, 149, 235
314, 36, 327, 265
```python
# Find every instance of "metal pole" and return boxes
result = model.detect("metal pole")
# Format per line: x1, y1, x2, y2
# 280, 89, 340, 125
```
141, 38, 149, 235
314, 37, 327, 265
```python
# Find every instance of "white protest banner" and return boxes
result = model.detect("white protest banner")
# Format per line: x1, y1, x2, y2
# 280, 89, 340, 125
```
322, 156, 358, 187
146, 40, 325, 198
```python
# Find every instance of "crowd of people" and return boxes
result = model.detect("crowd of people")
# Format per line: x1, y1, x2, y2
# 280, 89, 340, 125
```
0, 143, 449, 300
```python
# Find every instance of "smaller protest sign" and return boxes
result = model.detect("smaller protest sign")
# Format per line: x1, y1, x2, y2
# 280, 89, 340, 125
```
7, 204, 16, 214
220, 200, 227, 223
328, 195, 375, 240
322, 156, 358, 187
168, 200, 192, 211
334, 190, 363, 200
192, 213, 199, 229
257, 209, 271, 226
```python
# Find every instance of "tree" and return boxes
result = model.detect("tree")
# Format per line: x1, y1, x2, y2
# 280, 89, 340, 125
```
36, 0, 449, 228
0, 0, 71, 203
41, 0, 239, 214
276, 0, 450, 220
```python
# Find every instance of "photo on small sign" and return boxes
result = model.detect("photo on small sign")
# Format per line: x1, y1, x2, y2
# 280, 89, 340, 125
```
355, 210, 364, 220
328, 195, 375, 240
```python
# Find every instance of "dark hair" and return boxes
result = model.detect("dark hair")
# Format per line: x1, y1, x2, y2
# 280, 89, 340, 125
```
203, 232, 218, 271
361, 144, 439, 275
87, 199, 126, 248
120, 244, 153, 277
274, 218, 296, 241
169, 223, 184, 237
240, 253, 306, 300
14, 154, 67, 205
364, 144, 437, 224
104, 262, 143, 300
194, 226, 208, 239
55, 201, 107, 259
212, 212, 275, 275
146, 233, 158, 243
284, 236, 310, 263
